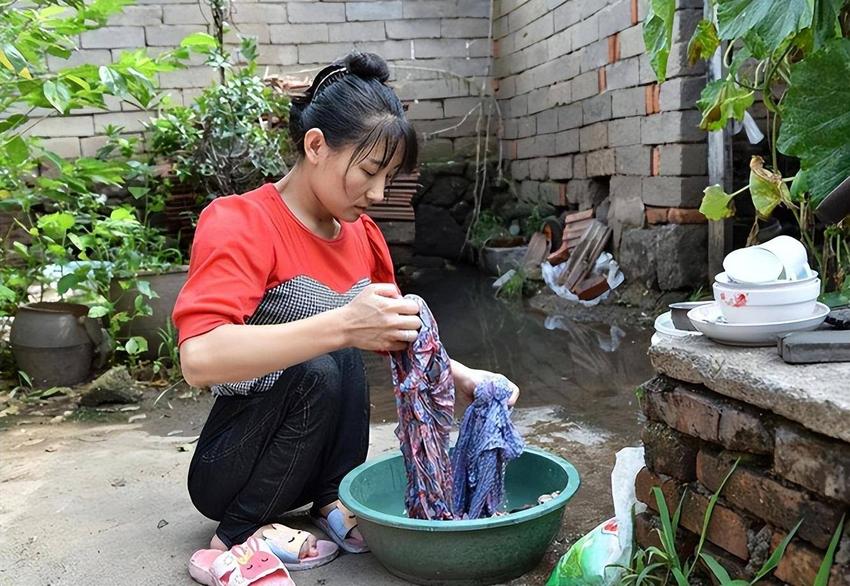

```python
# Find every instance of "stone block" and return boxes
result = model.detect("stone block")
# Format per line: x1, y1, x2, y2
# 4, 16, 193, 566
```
549, 155, 573, 180
657, 143, 708, 176
517, 134, 555, 159
655, 224, 708, 290
517, 117, 536, 138
403, 0, 489, 19
550, 80, 572, 106
40, 137, 82, 159
386, 19, 440, 39
416, 38, 490, 59
572, 13, 599, 50
599, 0, 632, 38
529, 158, 548, 181
443, 97, 481, 118
514, 13, 554, 52
557, 103, 583, 130
346, 1, 403, 21
643, 422, 700, 481
566, 178, 608, 209
223, 23, 270, 44
608, 117, 641, 146
774, 425, 850, 505
572, 70, 598, 101
108, 5, 162, 26
406, 100, 443, 120
535, 54, 580, 88
618, 24, 645, 58
441, 18, 490, 38
159, 66, 218, 89
147, 24, 209, 46
572, 153, 587, 178
659, 76, 705, 111
619, 227, 659, 288
510, 159, 529, 181
256, 44, 298, 65
606, 56, 640, 90
25, 115, 94, 138
579, 122, 608, 151
93, 111, 149, 133
536, 109, 558, 134
521, 39, 550, 70
290, 2, 345, 22
698, 449, 845, 550
163, 4, 207, 24
298, 42, 356, 65
615, 145, 651, 175
554, 2, 581, 30
539, 182, 561, 206
611, 86, 645, 118
642, 176, 707, 207
586, 149, 615, 176
414, 204, 465, 258
270, 24, 329, 45
419, 138, 454, 161
581, 39, 609, 73
507, 94, 528, 117
527, 87, 551, 115
582, 93, 611, 125
673, 9, 703, 44
507, 0, 549, 32
328, 22, 386, 42
547, 28, 572, 59
641, 110, 705, 144
555, 129, 579, 154
81, 26, 145, 48
609, 182, 644, 247
520, 180, 540, 201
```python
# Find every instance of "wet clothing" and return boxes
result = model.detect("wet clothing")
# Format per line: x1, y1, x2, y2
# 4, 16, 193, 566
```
172, 182, 395, 397
390, 295, 456, 521
452, 377, 525, 519
188, 348, 369, 547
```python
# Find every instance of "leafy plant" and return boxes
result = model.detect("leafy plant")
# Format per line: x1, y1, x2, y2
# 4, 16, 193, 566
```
469, 210, 510, 248
495, 268, 527, 300
644, 0, 850, 298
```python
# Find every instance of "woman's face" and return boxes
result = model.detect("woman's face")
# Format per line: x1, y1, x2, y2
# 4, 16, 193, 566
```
304, 129, 405, 222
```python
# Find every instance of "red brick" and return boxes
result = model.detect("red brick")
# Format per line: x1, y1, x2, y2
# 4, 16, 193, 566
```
652, 84, 661, 113
564, 209, 594, 223
770, 531, 822, 586
698, 449, 845, 550
668, 207, 708, 224
631, 0, 639, 25
645, 85, 654, 115
608, 34, 619, 63
558, 183, 567, 207
635, 511, 698, 559
650, 146, 661, 176
775, 425, 850, 505
635, 467, 683, 511
492, 39, 500, 59
598, 68, 606, 93
645, 206, 669, 224
643, 422, 699, 481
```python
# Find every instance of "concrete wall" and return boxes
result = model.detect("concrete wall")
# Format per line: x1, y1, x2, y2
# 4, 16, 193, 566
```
493, 0, 711, 291
31, 0, 492, 162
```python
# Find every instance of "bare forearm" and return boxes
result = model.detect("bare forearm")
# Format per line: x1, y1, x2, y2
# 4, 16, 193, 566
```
180, 307, 348, 387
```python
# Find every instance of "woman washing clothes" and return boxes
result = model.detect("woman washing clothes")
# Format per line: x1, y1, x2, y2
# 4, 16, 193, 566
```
173, 52, 519, 582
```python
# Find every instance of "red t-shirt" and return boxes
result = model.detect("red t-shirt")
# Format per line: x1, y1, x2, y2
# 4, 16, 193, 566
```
172, 183, 395, 394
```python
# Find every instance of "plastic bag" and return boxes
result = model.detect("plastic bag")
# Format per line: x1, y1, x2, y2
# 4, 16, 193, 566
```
540, 253, 625, 307
545, 447, 646, 586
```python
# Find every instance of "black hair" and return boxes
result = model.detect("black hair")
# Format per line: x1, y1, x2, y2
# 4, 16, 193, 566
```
288, 52, 418, 174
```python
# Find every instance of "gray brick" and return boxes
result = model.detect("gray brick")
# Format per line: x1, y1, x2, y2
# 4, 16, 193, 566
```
572, 71, 598, 101
521, 39, 550, 70
441, 18, 491, 38
406, 100, 444, 120
573, 153, 587, 178
502, 118, 519, 139
159, 66, 218, 88
536, 108, 558, 134
638, 53, 658, 85
527, 87, 550, 114
611, 175, 644, 202
81, 27, 145, 48
643, 176, 709, 207
587, 148, 615, 176
223, 24, 270, 44
520, 180, 540, 201
554, 2, 581, 30
517, 133, 555, 159
582, 93, 611, 124
508, 0, 549, 32
47, 49, 113, 71
598, 0, 632, 38
659, 77, 705, 111
25, 115, 94, 138
298, 42, 352, 64
619, 24, 645, 59
571, 13, 599, 50
642, 42, 705, 82
674, 9, 703, 44
163, 4, 206, 24
539, 182, 561, 206
549, 155, 573, 180
658, 144, 708, 176
496, 0, 523, 19
416, 38, 489, 59
615, 145, 652, 175
551, 80, 571, 106
517, 117, 536, 138
514, 69, 535, 95
557, 103, 583, 130
514, 13, 554, 51
346, 1, 402, 21
511, 159, 530, 181
533, 54, 578, 89
580, 121, 608, 150
232, 3, 288, 24
393, 78, 471, 100
443, 97, 481, 117
146, 24, 208, 46
93, 111, 148, 133
270, 24, 330, 45
608, 118, 640, 146
291, 2, 345, 22
257, 44, 298, 66
641, 110, 704, 144
404, 0, 489, 18
529, 158, 549, 180
328, 21, 386, 42
494, 14, 509, 39
611, 87, 646, 118
555, 128, 580, 153
581, 39, 609, 73
108, 5, 162, 26
420, 137, 453, 160
507, 94, 528, 117
41, 137, 82, 159
547, 28, 572, 58
606, 56, 639, 90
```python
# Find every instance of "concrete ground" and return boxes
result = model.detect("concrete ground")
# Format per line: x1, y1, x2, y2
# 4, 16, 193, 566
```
0, 401, 637, 586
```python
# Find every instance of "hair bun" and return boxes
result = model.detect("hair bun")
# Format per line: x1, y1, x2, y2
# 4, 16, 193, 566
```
343, 52, 389, 83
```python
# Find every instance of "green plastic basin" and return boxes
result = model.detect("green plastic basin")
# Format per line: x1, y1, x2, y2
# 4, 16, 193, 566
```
339, 447, 580, 585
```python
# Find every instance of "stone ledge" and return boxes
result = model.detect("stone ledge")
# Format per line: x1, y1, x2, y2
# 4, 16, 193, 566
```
649, 336, 850, 442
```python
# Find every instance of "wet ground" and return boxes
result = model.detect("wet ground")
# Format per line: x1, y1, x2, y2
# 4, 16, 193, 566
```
0, 267, 655, 585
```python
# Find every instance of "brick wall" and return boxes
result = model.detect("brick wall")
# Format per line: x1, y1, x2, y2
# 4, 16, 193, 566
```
635, 374, 850, 585
493, 0, 711, 291
28, 0, 492, 162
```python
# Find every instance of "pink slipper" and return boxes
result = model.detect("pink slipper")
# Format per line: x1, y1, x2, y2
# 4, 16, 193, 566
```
188, 537, 295, 586
261, 524, 339, 571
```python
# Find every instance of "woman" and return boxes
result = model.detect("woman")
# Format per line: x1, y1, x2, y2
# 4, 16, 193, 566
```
174, 52, 519, 573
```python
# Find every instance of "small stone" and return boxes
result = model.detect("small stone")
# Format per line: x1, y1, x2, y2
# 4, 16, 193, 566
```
79, 366, 142, 407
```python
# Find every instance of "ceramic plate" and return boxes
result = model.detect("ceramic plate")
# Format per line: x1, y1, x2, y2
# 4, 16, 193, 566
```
654, 311, 702, 338
714, 271, 819, 288
687, 302, 830, 347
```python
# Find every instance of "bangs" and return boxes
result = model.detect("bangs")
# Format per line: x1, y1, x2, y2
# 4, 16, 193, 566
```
348, 115, 419, 174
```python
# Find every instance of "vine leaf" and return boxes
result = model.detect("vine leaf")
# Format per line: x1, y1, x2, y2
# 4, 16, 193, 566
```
696, 79, 754, 131
700, 185, 736, 221
643, 0, 676, 82
749, 156, 790, 219
688, 19, 720, 64
716, 0, 813, 54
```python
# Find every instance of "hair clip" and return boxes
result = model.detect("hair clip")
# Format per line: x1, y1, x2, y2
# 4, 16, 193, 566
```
313, 66, 347, 96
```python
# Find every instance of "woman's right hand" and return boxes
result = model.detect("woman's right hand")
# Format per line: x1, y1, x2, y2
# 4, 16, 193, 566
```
339, 283, 421, 352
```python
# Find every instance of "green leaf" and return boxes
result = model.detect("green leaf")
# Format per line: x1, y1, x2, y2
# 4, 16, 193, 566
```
697, 79, 755, 131
688, 19, 720, 64
0, 114, 28, 133
749, 156, 790, 219
43, 80, 72, 113
5, 136, 30, 165
700, 185, 737, 220
814, 515, 845, 586
700, 553, 731, 582
98, 66, 128, 98
128, 186, 149, 199
642, 0, 676, 82
124, 336, 148, 355
812, 0, 845, 51
778, 38, 850, 206
0, 285, 16, 302
135, 279, 158, 299
716, 0, 813, 54
57, 273, 83, 295
754, 519, 803, 580
88, 305, 110, 318
37, 211, 75, 239
109, 207, 136, 222
180, 32, 217, 51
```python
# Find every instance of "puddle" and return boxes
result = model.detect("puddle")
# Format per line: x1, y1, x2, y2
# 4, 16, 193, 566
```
365, 267, 654, 440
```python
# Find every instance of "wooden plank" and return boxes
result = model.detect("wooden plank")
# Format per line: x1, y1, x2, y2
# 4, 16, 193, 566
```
558, 220, 611, 289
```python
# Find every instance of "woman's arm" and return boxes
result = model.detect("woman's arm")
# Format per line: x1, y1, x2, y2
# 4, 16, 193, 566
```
450, 359, 520, 406
181, 283, 421, 387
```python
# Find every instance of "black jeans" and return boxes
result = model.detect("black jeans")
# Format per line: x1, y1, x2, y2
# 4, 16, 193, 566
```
188, 348, 370, 547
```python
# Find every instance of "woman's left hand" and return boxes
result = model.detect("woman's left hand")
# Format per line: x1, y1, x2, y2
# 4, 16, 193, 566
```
450, 360, 520, 407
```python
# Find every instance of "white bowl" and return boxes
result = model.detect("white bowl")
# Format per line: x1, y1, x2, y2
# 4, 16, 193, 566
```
715, 271, 819, 289
713, 278, 820, 324
723, 247, 784, 283
759, 235, 812, 281
687, 302, 829, 346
